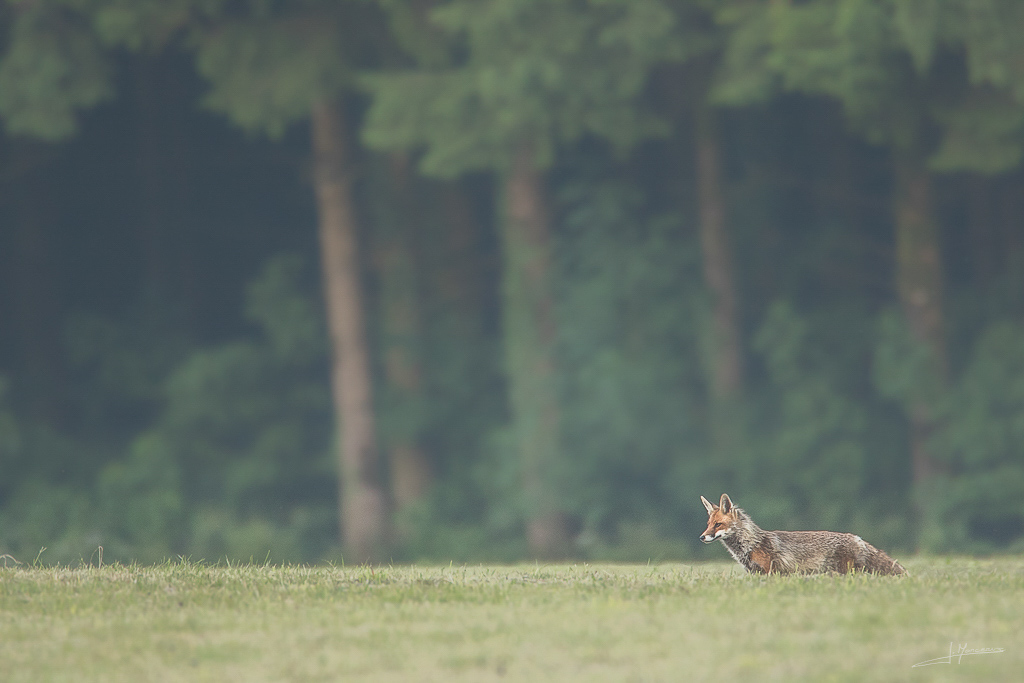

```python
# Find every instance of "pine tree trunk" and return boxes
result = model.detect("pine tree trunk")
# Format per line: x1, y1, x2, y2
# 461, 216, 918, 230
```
310, 100, 388, 562
372, 153, 432, 512
437, 181, 486, 323
695, 107, 743, 447
501, 144, 570, 559
893, 154, 947, 485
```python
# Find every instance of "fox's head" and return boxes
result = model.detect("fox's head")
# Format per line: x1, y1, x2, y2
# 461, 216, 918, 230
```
700, 493, 737, 543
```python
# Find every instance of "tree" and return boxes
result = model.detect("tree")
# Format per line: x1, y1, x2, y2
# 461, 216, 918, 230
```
89, 0, 393, 560
712, 0, 1024, 489
364, 0, 680, 556
659, 3, 746, 458
365, 152, 433, 518
694, 104, 744, 410
710, 0, 1024, 550
308, 99, 389, 560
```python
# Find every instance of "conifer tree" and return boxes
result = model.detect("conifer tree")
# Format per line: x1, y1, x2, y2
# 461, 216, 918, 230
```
713, 0, 1024, 498
87, 0, 393, 560
364, 0, 679, 556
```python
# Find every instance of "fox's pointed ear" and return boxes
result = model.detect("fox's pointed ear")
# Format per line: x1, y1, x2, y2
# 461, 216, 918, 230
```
701, 495, 715, 514
719, 494, 733, 513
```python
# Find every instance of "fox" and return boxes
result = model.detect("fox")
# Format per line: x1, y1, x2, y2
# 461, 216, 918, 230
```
700, 493, 906, 576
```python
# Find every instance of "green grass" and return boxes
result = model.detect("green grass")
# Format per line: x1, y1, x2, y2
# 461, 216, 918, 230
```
1, 558, 1021, 681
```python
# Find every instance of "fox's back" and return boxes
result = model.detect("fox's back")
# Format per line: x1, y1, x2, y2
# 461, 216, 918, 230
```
765, 530, 865, 573
761, 529, 905, 575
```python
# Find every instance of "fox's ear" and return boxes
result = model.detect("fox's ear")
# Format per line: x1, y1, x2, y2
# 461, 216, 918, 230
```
719, 494, 733, 513
701, 495, 715, 514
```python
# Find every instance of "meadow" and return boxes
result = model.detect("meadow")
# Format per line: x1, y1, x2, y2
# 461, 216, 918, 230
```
0, 558, 1020, 682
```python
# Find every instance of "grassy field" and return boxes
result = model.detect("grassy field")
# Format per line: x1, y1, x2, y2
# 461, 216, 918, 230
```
1, 558, 1021, 682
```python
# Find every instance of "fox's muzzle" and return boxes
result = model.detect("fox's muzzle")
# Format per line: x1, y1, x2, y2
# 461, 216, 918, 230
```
700, 527, 725, 543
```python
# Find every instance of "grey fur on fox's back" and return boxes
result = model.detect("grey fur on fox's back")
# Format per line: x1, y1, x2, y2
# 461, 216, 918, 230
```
700, 493, 906, 576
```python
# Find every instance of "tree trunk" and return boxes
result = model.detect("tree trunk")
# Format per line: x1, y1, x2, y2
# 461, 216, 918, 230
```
310, 100, 388, 562
893, 154, 947, 486
437, 181, 487, 324
371, 153, 432, 513
695, 107, 743, 449
501, 143, 570, 558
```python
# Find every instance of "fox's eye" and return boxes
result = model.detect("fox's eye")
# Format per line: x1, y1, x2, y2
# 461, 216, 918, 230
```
713, 522, 722, 529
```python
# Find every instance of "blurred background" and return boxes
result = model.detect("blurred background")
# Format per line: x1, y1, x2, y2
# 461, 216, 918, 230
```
1, 0, 1023, 564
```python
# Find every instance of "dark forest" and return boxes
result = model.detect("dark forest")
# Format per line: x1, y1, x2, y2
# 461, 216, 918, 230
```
2, 0, 1024, 564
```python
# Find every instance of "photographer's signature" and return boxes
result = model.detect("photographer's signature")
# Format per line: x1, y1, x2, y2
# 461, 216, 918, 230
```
912, 642, 1004, 667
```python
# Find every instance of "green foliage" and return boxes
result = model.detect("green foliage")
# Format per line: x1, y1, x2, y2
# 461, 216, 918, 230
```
714, 0, 1024, 170
957, 0, 1024, 101
720, 0, 923, 147
0, 256, 335, 565
190, 507, 318, 563
64, 303, 192, 414
193, 13, 352, 137
710, 0, 779, 106
375, 0, 450, 68
873, 308, 945, 409
920, 322, 1024, 552
363, 0, 682, 174
870, 302, 1024, 552
739, 301, 870, 531
0, 480, 97, 564
939, 323, 1024, 469
95, 434, 185, 562
929, 88, 1024, 174
245, 252, 327, 361
148, 255, 332, 521
553, 168, 704, 528
89, 0, 223, 50
394, 489, 528, 563
0, 4, 112, 139
87, 0, 382, 137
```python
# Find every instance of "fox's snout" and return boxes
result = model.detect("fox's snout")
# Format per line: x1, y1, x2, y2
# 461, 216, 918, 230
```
700, 528, 725, 544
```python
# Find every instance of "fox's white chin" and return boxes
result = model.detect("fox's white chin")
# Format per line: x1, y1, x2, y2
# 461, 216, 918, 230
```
700, 528, 726, 543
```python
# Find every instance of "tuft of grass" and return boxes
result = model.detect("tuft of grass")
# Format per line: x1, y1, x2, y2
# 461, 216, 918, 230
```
0, 558, 1021, 681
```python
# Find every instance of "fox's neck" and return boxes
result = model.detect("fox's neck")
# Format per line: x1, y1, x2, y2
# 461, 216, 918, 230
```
720, 507, 765, 558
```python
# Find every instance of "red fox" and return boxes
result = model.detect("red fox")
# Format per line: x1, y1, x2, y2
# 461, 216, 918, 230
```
700, 493, 906, 575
